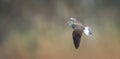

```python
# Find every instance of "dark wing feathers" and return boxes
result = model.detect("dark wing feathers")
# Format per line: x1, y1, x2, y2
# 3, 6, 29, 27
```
72, 29, 83, 49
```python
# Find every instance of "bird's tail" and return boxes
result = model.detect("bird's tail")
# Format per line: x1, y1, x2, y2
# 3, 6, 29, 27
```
83, 27, 92, 36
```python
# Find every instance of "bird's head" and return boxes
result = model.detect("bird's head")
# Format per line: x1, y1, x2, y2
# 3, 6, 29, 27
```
70, 17, 77, 22
67, 17, 78, 28
67, 17, 81, 29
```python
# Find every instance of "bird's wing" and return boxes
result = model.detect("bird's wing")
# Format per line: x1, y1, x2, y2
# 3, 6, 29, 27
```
72, 29, 83, 49
84, 27, 92, 36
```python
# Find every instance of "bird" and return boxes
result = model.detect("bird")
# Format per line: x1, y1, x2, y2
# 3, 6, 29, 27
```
67, 17, 92, 49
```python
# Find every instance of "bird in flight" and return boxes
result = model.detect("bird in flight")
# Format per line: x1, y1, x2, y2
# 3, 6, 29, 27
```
67, 17, 92, 49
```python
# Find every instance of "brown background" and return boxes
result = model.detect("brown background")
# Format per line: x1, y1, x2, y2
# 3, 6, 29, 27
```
0, 0, 120, 59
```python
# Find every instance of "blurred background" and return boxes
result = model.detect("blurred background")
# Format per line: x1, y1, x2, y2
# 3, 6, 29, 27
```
0, 0, 120, 59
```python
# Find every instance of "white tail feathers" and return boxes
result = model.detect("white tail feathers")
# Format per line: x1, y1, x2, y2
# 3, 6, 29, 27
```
83, 27, 92, 36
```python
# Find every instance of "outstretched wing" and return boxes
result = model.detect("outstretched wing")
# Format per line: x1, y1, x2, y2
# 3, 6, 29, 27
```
84, 27, 92, 36
72, 29, 83, 49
